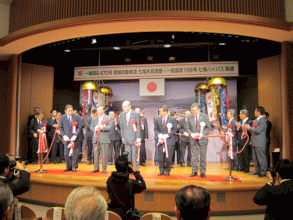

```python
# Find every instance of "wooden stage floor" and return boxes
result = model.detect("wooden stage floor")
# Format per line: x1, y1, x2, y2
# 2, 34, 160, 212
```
19, 160, 268, 215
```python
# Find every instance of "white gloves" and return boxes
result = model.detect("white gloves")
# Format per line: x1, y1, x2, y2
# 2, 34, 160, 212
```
71, 135, 77, 142
64, 135, 70, 142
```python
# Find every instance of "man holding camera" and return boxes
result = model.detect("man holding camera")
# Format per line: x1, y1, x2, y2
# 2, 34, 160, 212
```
0, 154, 31, 197
107, 154, 146, 220
254, 159, 293, 220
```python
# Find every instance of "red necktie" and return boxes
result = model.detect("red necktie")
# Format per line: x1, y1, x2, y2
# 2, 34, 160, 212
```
163, 117, 166, 128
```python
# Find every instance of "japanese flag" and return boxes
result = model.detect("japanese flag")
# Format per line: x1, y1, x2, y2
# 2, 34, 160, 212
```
140, 78, 165, 96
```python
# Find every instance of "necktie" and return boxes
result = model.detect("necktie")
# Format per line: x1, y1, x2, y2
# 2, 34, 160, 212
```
38, 120, 41, 128
163, 117, 166, 128
68, 117, 71, 126
195, 116, 198, 127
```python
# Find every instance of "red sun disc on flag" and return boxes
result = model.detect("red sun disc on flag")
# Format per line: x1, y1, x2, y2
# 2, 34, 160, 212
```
147, 82, 157, 92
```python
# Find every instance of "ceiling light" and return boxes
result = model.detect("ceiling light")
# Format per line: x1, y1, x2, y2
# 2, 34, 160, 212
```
113, 46, 121, 50
92, 38, 97, 44
219, 43, 226, 46
64, 49, 71, 52
164, 44, 171, 48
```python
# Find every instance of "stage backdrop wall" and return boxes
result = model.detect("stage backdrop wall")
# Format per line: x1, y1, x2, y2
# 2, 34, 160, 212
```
82, 78, 237, 162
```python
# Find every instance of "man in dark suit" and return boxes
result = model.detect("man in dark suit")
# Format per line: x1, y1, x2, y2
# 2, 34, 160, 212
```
73, 110, 85, 164
154, 105, 177, 176
264, 112, 272, 168
243, 106, 267, 177
29, 110, 49, 164
254, 159, 293, 220
59, 104, 82, 172
153, 112, 160, 166
85, 108, 97, 165
47, 109, 57, 162
90, 106, 113, 173
28, 107, 40, 127
171, 112, 181, 166
186, 103, 211, 178
178, 110, 191, 167
108, 111, 121, 165
135, 107, 148, 166
48, 112, 64, 164
236, 109, 252, 173
120, 101, 141, 171
226, 109, 238, 170
27, 107, 40, 162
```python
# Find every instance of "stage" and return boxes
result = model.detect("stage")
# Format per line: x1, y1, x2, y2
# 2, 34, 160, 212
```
18, 160, 267, 215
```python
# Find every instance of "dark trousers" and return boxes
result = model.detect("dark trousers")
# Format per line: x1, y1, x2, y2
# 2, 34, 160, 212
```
266, 143, 271, 168
180, 141, 190, 164
140, 140, 146, 164
154, 139, 159, 163
158, 143, 174, 173
64, 142, 79, 169
31, 139, 47, 163
238, 144, 250, 172
172, 141, 181, 165
87, 139, 93, 162
109, 140, 121, 163
52, 140, 64, 162
191, 141, 207, 174
232, 144, 239, 169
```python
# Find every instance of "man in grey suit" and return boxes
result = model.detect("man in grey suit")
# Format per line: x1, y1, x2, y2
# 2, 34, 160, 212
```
178, 110, 191, 167
154, 105, 177, 176
59, 104, 83, 172
153, 112, 160, 166
186, 103, 211, 178
120, 101, 141, 171
135, 107, 149, 166
243, 106, 267, 177
91, 106, 113, 173
108, 111, 121, 164
85, 108, 97, 165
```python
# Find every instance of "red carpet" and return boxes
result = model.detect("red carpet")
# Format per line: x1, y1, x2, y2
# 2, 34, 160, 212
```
31, 169, 242, 182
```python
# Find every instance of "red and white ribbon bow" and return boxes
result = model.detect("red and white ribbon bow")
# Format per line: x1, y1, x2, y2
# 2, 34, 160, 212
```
37, 130, 47, 154
157, 135, 169, 158
72, 121, 78, 134
67, 142, 74, 157
131, 119, 137, 132
141, 121, 145, 131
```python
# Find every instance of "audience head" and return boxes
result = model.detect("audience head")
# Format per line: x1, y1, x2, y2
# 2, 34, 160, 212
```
175, 185, 211, 220
0, 184, 14, 220
115, 155, 129, 173
275, 159, 293, 181
65, 186, 107, 220
0, 154, 10, 177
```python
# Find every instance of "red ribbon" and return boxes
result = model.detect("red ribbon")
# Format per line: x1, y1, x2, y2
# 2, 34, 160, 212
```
67, 142, 74, 157
131, 119, 137, 132
135, 141, 141, 162
37, 130, 47, 154
43, 123, 47, 132
157, 138, 169, 158
253, 123, 257, 128
72, 121, 78, 133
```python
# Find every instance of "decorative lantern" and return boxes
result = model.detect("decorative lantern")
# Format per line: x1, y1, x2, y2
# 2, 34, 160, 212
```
194, 82, 209, 113
208, 77, 228, 126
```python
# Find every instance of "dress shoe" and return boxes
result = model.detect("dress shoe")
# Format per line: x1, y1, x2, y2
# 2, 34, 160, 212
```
140, 162, 146, 166
158, 172, 165, 176
64, 169, 72, 172
59, 160, 65, 163
34, 161, 38, 164
103, 170, 107, 174
53, 161, 57, 164
181, 163, 186, 167
258, 173, 267, 177
249, 171, 259, 175
165, 172, 170, 176
154, 162, 158, 166
88, 161, 92, 165
91, 170, 99, 173
72, 168, 77, 172
201, 173, 206, 178
108, 162, 113, 165
187, 163, 191, 167
43, 161, 48, 164
243, 170, 249, 173
190, 172, 198, 177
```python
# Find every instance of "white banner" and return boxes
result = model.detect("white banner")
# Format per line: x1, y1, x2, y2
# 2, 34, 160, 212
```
74, 61, 238, 81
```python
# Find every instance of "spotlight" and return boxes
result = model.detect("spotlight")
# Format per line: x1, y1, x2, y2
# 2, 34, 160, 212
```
92, 38, 97, 44
64, 49, 71, 52
113, 46, 121, 50
164, 44, 171, 48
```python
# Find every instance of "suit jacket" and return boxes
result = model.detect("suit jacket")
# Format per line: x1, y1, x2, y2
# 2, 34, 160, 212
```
120, 110, 141, 145
153, 116, 160, 140
186, 112, 211, 146
227, 118, 237, 146
154, 115, 177, 146
28, 115, 36, 127
237, 118, 252, 146
178, 118, 190, 142
109, 119, 121, 141
254, 179, 293, 220
139, 115, 149, 140
29, 118, 49, 143
90, 114, 113, 144
85, 116, 94, 140
266, 120, 272, 144
47, 118, 62, 144
249, 116, 267, 148
59, 113, 82, 140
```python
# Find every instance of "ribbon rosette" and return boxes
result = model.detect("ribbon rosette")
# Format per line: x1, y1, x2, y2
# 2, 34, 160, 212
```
67, 142, 74, 157
102, 119, 108, 126
72, 121, 78, 134
42, 123, 47, 133
141, 121, 145, 131
131, 119, 137, 132
199, 122, 205, 133
166, 123, 172, 133
253, 123, 257, 128
157, 134, 169, 158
